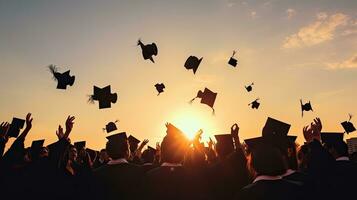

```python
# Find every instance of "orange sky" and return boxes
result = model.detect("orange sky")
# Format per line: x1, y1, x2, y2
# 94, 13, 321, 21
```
0, 0, 356, 150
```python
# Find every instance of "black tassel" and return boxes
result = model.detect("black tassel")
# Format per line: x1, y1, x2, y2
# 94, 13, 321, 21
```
48, 65, 58, 80
87, 95, 95, 104
189, 97, 198, 104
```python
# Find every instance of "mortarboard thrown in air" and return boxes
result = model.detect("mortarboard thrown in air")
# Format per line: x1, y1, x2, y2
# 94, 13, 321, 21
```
321, 132, 344, 145
228, 50, 238, 67
48, 65, 75, 90
155, 83, 165, 95
138, 39, 158, 63
74, 141, 86, 150
245, 82, 254, 92
184, 56, 203, 74
300, 99, 313, 117
341, 114, 356, 134
88, 85, 118, 109
248, 98, 260, 109
190, 88, 217, 114
7, 117, 25, 138
103, 120, 119, 133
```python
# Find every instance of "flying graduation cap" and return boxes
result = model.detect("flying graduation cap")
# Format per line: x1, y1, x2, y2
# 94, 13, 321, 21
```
184, 56, 203, 74
341, 114, 356, 134
7, 117, 25, 138
103, 120, 119, 133
190, 88, 217, 114
245, 82, 254, 92
300, 99, 313, 117
249, 98, 260, 109
138, 39, 158, 63
228, 50, 238, 67
155, 83, 165, 95
48, 65, 75, 90
88, 85, 118, 109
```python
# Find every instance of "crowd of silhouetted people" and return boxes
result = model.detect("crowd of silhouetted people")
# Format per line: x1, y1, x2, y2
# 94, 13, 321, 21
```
1, 113, 357, 200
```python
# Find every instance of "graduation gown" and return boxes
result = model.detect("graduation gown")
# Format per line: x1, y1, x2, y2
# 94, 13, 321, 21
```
330, 159, 357, 199
92, 160, 144, 200
209, 148, 251, 200
236, 178, 304, 200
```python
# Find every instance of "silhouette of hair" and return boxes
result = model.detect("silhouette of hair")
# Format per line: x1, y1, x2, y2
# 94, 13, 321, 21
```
251, 144, 286, 176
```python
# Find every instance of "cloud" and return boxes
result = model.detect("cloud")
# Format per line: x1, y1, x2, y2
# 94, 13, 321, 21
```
250, 11, 257, 19
326, 54, 357, 69
283, 12, 349, 48
286, 8, 296, 19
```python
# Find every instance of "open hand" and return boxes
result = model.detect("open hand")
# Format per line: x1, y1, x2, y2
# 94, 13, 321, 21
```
0, 122, 10, 142
56, 125, 64, 140
25, 113, 33, 130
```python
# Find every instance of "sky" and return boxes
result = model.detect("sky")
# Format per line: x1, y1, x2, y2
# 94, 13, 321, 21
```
0, 0, 356, 150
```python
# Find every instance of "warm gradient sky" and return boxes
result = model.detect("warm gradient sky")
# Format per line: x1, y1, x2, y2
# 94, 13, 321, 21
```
0, 0, 356, 150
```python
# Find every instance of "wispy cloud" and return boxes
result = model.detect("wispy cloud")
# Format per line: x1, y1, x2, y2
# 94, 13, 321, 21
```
286, 8, 296, 19
326, 54, 357, 69
250, 11, 258, 19
283, 12, 349, 49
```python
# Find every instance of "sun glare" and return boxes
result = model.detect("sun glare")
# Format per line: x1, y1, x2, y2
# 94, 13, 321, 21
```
169, 109, 216, 142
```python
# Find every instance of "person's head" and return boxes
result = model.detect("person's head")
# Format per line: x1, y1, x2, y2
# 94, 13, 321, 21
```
250, 144, 286, 176
279, 141, 298, 170
161, 135, 189, 164
68, 145, 78, 161
297, 144, 311, 171
39, 147, 49, 158
324, 141, 349, 159
99, 149, 110, 161
142, 149, 155, 164
106, 138, 130, 160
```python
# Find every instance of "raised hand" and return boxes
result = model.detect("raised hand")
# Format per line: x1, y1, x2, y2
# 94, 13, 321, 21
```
135, 139, 149, 157
231, 123, 241, 149
0, 122, 10, 142
311, 117, 322, 141
56, 125, 64, 140
64, 116, 75, 139
25, 113, 33, 130
303, 125, 313, 143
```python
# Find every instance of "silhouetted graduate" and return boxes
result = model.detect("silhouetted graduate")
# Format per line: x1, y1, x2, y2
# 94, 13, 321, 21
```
74, 141, 86, 151
7, 117, 25, 138
48, 65, 75, 89
103, 120, 119, 133
190, 88, 217, 114
249, 98, 260, 109
245, 83, 254, 92
138, 39, 158, 63
184, 56, 202, 74
300, 99, 313, 117
92, 132, 144, 200
155, 83, 165, 95
88, 85, 118, 109
228, 50, 238, 67
341, 114, 356, 134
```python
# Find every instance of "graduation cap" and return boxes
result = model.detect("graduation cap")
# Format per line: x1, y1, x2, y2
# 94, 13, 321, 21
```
245, 83, 254, 92
155, 83, 165, 95
128, 135, 140, 145
138, 39, 158, 63
248, 98, 260, 109
321, 132, 344, 144
147, 146, 157, 154
214, 134, 234, 149
190, 88, 217, 114
31, 139, 45, 151
228, 50, 238, 67
48, 65, 75, 89
103, 120, 119, 133
7, 117, 25, 138
184, 56, 202, 74
300, 99, 313, 117
341, 114, 356, 134
244, 137, 265, 151
88, 85, 118, 109
262, 117, 291, 138
106, 132, 127, 142
74, 141, 86, 150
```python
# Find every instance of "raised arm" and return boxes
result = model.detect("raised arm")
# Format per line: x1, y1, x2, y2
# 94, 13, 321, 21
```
0, 122, 10, 157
